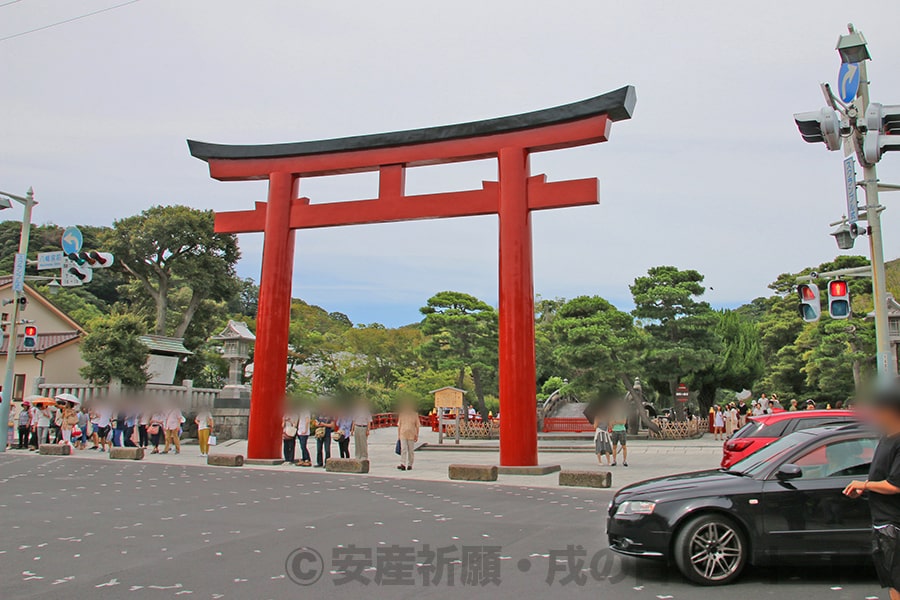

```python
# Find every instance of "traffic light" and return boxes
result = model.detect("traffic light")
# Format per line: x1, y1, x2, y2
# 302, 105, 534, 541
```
793, 107, 842, 151
828, 280, 851, 319
66, 260, 93, 284
862, 103, 900, 165
87, 251, 114, 268
798, 283, 821, 322
23, 325, 37, 350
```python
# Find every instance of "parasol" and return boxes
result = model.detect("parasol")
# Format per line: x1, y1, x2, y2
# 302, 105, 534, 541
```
55, 393, 81, 406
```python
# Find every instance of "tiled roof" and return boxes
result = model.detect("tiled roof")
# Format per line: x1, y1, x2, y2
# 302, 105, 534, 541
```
212, 320, 256, 341
138, 335, 193, 356
0, 331, 81, 355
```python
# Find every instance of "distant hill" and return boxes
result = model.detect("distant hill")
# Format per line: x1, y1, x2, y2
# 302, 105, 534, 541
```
888, 258, 900, 298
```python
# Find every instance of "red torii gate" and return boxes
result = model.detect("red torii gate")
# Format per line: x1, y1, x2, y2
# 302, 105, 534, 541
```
188, 86, 635, 466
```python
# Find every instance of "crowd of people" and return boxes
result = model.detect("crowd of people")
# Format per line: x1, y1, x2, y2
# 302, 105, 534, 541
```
6, 397, 212, 456
279, 396, 419, 471
7, 392, 425, 472
710, 392, 850, 440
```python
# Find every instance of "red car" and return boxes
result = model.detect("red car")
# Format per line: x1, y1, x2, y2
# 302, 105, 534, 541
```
720, 409, 857, 468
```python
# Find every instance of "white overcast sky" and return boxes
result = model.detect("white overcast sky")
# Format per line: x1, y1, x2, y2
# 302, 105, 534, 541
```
2, 0, 900, 326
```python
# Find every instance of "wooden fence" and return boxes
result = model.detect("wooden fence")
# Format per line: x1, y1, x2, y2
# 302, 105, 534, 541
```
648, 418, 708, 439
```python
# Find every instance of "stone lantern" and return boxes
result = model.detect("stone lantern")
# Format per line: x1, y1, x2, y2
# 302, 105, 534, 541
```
212, 320, 256, 404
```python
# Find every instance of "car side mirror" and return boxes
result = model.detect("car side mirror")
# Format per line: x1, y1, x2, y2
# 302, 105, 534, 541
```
776, 464, 803, 481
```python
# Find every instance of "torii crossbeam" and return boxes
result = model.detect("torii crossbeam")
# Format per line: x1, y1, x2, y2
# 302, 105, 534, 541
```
188, 86, 636, 466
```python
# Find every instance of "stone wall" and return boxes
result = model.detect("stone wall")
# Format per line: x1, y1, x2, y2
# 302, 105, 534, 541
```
211, 407, 250, 440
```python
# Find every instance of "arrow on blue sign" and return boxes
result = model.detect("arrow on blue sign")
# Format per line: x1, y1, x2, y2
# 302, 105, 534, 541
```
61, 226, 83, 255
838, 62, 861, 104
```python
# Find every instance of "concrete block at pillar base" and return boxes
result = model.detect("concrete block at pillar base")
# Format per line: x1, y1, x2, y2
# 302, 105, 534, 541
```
448, 464, 498, 482
325, 458, 370, 473
109, 447, 144, 460
39, 444, 71, 456
559, 470, 612, 488
244, 458, 283, 466
498, 464, 561, 476
207, 453, 244, 467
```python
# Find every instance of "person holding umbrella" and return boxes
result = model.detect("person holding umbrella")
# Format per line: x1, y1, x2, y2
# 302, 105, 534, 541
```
55, 394, 80, 448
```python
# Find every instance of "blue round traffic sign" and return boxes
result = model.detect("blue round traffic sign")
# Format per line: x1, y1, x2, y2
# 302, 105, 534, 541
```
61, 226, 83, 255
838, 62, 860, 104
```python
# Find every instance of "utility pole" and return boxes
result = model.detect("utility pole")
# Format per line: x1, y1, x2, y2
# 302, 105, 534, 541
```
855, 58, 894, 378
0, 187, 35, 452
793, 24, 899, 381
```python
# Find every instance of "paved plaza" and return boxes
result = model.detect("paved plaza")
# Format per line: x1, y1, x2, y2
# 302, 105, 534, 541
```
0, 430, 882, 599
6, 427, 730, 491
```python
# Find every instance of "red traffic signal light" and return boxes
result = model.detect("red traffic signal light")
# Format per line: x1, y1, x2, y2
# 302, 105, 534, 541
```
829, 280, 848, 297
828, 279, 851, 319
23, 325, 37, 350
797, 283, 821, 323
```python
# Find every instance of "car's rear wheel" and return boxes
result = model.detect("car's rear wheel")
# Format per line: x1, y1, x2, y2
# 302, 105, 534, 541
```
673, 514, 747, 585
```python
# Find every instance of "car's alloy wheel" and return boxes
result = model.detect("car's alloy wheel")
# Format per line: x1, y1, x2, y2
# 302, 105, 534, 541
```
674, 514, 747, 585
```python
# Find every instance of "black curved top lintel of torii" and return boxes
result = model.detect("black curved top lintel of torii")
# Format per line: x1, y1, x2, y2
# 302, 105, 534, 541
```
187, 85, 636, 162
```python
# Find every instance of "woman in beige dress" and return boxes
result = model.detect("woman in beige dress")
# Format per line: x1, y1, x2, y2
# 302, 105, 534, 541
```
396, 400, 420, 472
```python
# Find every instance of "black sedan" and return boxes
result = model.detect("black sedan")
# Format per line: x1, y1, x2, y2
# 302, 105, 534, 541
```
607, 424, 877, 585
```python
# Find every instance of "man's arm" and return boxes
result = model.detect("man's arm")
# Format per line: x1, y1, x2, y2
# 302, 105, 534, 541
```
844, 479, 900, 498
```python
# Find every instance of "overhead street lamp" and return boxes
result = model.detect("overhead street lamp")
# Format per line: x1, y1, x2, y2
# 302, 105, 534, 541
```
836, 27, 870, 63
792, 24, 899, 380
0, 187, 36, 453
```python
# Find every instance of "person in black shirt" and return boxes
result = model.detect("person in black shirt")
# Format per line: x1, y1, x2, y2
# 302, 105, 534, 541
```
844, 384, 900, 599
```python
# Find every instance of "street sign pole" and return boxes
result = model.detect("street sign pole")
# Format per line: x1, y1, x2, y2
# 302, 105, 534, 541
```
855, 59, 895, 379
0, 187, 35, 452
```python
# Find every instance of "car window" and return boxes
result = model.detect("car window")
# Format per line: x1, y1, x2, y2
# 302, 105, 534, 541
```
750, 420, 789, 438
790, 437, 877, 479
729, 432, 816, 477
792, 417, 854, 432
731, 421, 762, 439
731, 421, 761, 439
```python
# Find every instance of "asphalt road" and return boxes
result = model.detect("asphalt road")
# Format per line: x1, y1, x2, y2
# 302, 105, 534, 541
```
0, 454, 882, 599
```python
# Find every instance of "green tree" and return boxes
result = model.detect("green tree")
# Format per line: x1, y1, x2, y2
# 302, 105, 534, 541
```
395, 366, 464, 413
691, 310, 764, 411
803, 317, 874, 402
104, 205, 240, 337
343, 323, 424, 389
420, 291, 498, 419
535, 295, 566, 389
79, 313, 150, 387
552, 295, 642, 398
630, 266, 722, 414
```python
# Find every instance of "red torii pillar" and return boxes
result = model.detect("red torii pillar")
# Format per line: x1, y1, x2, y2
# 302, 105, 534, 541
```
188, 86, 635, 466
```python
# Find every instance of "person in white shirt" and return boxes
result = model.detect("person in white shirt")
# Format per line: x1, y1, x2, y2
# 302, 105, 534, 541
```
162, 407, 183, 454
36, 405, 52, 446
93, 405, 112, 451
296, 407, 311, 466
194, 410, 213, 456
